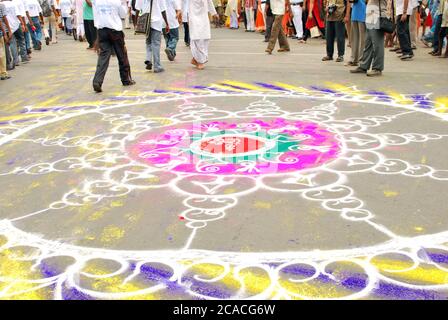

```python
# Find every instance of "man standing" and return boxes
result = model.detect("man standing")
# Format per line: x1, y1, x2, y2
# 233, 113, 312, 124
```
345, 0, 366, 66
74, 0, 84, 40
25, 0, 44, 50
83, 0, 96, 48
265, 0, 290, 54
135, 0, 170, 73
163, 0, 181, 61
181, 0, 189, 45
396, 0, 415, 60
0, 0, 11, 79
38, 0, 57, 45
188, 0, 218, 69
289, 0, 303, 40
92, 0, 135, 92
244, 0, 255, 31
6, 0, 29, 64
59, 0, 72, 35
322, 0, 347, 62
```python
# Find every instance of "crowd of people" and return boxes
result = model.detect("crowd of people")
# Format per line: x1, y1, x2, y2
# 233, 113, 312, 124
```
0, 0, 446, 87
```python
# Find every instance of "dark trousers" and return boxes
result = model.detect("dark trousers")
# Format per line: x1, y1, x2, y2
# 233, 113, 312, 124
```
84, 19, 97, 48
433, 14, 442, 52
267, 14, 290, 51
397, 14, 413, 55
438, 27, 448, 54
93, 28, 132, 86
183, 22, 190, 45
326, 20, 345, 57
265, 15, 274, 41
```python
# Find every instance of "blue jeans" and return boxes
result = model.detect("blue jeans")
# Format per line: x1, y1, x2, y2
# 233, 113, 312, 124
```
146, 28, 162, 71
28, 17, 43, 49
63, 17, 72, 33
432, 14, 443, 51
13, 28, 29, 62
163, 27, 179, 56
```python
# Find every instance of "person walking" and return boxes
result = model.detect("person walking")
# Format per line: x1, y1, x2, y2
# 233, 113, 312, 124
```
59, 0, 73, 35
135, 0, 170, 73
188, 0, 218, 69
25, 0, 43, 50
244, 0, 256, 31
396, 0, 415, 60
345, 0, 366, 66
5, 0, 29, 65
264, 0, 274, 40
265, 0, 290, 53
0, 0, 12, 79
83, 0, 95, 49
322, 0, 347, 62
350, 0, 389, 76
225, 0, 239, 29
181, 0, 189, 45
92, 0, 135, 92
38, 0, 57, 45
163, 0, 181, 61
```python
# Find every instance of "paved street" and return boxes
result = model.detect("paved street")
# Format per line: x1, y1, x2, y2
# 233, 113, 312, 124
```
0, 27, 448, 300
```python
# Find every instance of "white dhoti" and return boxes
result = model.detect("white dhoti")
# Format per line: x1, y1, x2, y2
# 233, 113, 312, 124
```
191, 39, 209, 64
75, 0, 85, 37
77, 23, 85, 37
189, 0, 217, 65
291, 5, 303, 38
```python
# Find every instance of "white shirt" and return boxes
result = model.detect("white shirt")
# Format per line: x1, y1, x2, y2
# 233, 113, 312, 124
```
396, 0, 418, 16
188, 0, 216, 39
181, 0, 188, 22
12, 0, 26, 16
135, 0, 166, 32
59, 0, 73, 17
25, 0, 42, 17
164, 0, 180, 29
270, 0, 285, 15
92, 0, 127, 30
3, 1, 21, 33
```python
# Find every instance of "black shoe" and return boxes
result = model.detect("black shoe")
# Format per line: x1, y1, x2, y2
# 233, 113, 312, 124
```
322, 56, 333, 61
45, 37, 50, 45
1, 75, 11, 80
165, 48, 174, 61
145, 60, 152, 70
27, 48, 32, 55
123, 80, 136, 86
93, 82, 102, 93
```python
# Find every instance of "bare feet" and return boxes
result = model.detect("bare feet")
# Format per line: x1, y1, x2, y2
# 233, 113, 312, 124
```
191, 58, 198, 66
197, 63, 205, 70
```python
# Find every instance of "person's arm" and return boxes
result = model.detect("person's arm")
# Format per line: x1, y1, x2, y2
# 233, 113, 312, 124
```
288, 0, 293, 17
401, 0, 409, 21
25, 3, 34, 28
161, 10, 169, 32
344, 0, 350, 23
0, 17, 8, 43
38, 2, 44, 25
308, 0, 315, 18
2, 14, 12, 40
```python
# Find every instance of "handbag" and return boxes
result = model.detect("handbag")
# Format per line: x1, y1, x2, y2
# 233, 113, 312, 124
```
379, 0, 395, 34
135, 0, 154, 35
310, 26, 321, 38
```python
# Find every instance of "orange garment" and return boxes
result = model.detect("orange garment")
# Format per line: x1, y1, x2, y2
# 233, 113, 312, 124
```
255, 0, 265, 30
282, 11, 291, 35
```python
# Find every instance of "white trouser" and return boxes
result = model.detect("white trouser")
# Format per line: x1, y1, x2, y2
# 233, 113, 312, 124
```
245, 8, 255, 31
291, 5, 303, 38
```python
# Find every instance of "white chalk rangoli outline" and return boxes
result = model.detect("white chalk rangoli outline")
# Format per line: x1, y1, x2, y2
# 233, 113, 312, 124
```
1, 85, 448, 300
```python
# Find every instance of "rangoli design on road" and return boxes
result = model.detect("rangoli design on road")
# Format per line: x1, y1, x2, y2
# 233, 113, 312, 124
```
0, 81, 448, 300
